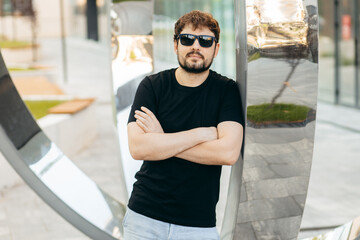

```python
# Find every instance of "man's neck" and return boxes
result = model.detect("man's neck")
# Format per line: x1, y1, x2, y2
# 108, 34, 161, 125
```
175, 67, 210, 87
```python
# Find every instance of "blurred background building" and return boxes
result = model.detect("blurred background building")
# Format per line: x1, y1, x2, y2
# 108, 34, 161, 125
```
318, 0, 359, 107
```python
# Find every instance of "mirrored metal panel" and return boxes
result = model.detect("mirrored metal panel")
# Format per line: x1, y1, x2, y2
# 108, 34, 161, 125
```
0, 49, 126, 240
111, 0, 154, 195
233, 0, 319, 239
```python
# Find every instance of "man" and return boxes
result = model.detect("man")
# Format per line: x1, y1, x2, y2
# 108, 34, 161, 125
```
124, 10, 244, 240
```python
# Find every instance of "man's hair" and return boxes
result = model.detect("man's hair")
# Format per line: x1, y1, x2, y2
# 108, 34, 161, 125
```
173, 10, 220, 43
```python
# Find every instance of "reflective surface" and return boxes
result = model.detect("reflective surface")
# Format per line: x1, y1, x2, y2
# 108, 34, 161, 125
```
234, 0, 319, 239
111, 0, 154, 195
0, 51, 125, 239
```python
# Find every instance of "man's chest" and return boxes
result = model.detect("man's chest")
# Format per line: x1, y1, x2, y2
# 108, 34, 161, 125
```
155, 88, 222, 133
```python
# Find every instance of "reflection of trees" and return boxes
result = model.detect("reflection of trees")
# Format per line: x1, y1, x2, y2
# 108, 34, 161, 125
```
270, 57, 301, 107
270, 7, 318, 108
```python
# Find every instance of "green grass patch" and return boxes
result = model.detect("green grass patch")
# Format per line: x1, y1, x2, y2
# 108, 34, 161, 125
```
9, 67, 38, 72
247, 103, 310, 123
248, 52, 261, 62
320, 51, 334, 58
24, 100, 67, 120
341, 58, 354, 66
0, 40, 34, 49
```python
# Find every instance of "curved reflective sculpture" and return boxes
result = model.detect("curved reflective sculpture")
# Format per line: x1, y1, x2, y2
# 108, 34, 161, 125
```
111, 0, 154, 196
0, 52, 125, 239
0, 0, 318, 239
233, 0, 319, 239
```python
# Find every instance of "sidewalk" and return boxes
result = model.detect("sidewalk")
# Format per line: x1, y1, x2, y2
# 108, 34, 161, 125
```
1, 38, 360, 239
298, 102, 360, 238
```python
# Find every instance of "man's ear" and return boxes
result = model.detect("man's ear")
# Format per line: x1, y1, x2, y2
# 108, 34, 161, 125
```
174, 40, 178, 55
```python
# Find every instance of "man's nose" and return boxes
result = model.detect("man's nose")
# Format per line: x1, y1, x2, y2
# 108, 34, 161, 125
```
191, 38, 201, 49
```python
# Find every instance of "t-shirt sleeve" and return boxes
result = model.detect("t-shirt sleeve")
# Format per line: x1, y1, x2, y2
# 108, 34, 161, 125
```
217, 80, 244, 127
128, 77, 157, 124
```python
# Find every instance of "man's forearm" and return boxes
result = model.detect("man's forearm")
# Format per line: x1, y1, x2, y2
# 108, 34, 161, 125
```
176, 122, 244, 166
175, 138, 241, 166
128, 123, 217, 161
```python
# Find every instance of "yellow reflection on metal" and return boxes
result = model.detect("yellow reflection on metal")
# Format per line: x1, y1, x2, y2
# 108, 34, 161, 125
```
247, 0, 308, 49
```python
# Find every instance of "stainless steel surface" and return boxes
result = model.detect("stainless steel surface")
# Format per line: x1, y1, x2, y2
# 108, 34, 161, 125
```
0, 48, 125, 240
111, 1, 154, 195
111, 1, 152, 35
233, 0, 319, 239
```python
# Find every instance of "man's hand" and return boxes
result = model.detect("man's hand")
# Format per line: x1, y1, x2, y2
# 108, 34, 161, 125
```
134, 106, 164, 133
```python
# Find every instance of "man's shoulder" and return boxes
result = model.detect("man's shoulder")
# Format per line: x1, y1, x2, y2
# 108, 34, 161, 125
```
146, 68, 175, 82
209, 70, 236, 86
138, 69, 174, 92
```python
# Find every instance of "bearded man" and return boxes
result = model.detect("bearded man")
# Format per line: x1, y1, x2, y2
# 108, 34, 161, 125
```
124, 10, 244, 240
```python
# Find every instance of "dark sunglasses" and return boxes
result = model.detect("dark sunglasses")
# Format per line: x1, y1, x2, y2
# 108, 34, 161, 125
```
177, 34, 217, 48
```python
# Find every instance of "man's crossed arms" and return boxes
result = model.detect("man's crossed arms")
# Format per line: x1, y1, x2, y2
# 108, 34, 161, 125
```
127, 106, 243, 166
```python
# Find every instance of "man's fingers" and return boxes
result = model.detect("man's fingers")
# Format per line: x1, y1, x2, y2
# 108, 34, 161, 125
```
136, 120, 148, 132
135, 110, 150, 120
140, 106, 157, 120
134, 113, 148, 124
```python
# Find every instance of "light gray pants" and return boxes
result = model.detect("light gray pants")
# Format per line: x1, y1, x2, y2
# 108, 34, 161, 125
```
123, 208, 220, 240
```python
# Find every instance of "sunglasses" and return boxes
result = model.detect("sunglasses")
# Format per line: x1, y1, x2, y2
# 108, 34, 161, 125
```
177, 34, 217, 48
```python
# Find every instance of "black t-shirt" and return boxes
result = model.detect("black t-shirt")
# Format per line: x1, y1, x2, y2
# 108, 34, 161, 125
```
127, 68, 243, 227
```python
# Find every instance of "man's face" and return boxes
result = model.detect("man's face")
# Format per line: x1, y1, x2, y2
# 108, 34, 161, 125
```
174, 24, 220, 73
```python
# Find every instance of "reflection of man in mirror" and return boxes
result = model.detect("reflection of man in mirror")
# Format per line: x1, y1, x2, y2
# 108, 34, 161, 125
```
125, 10, 243, 239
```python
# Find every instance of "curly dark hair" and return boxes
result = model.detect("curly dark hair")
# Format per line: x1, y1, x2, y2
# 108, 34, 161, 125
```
173, 10, 220, 43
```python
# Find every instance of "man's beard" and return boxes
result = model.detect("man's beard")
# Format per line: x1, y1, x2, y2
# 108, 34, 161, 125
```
178, 51, 214, 74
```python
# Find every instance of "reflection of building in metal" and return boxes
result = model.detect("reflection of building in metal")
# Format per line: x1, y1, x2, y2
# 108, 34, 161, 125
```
111, 0, 154, 197
246, 0, 317, 62
247, 0, 308, 49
